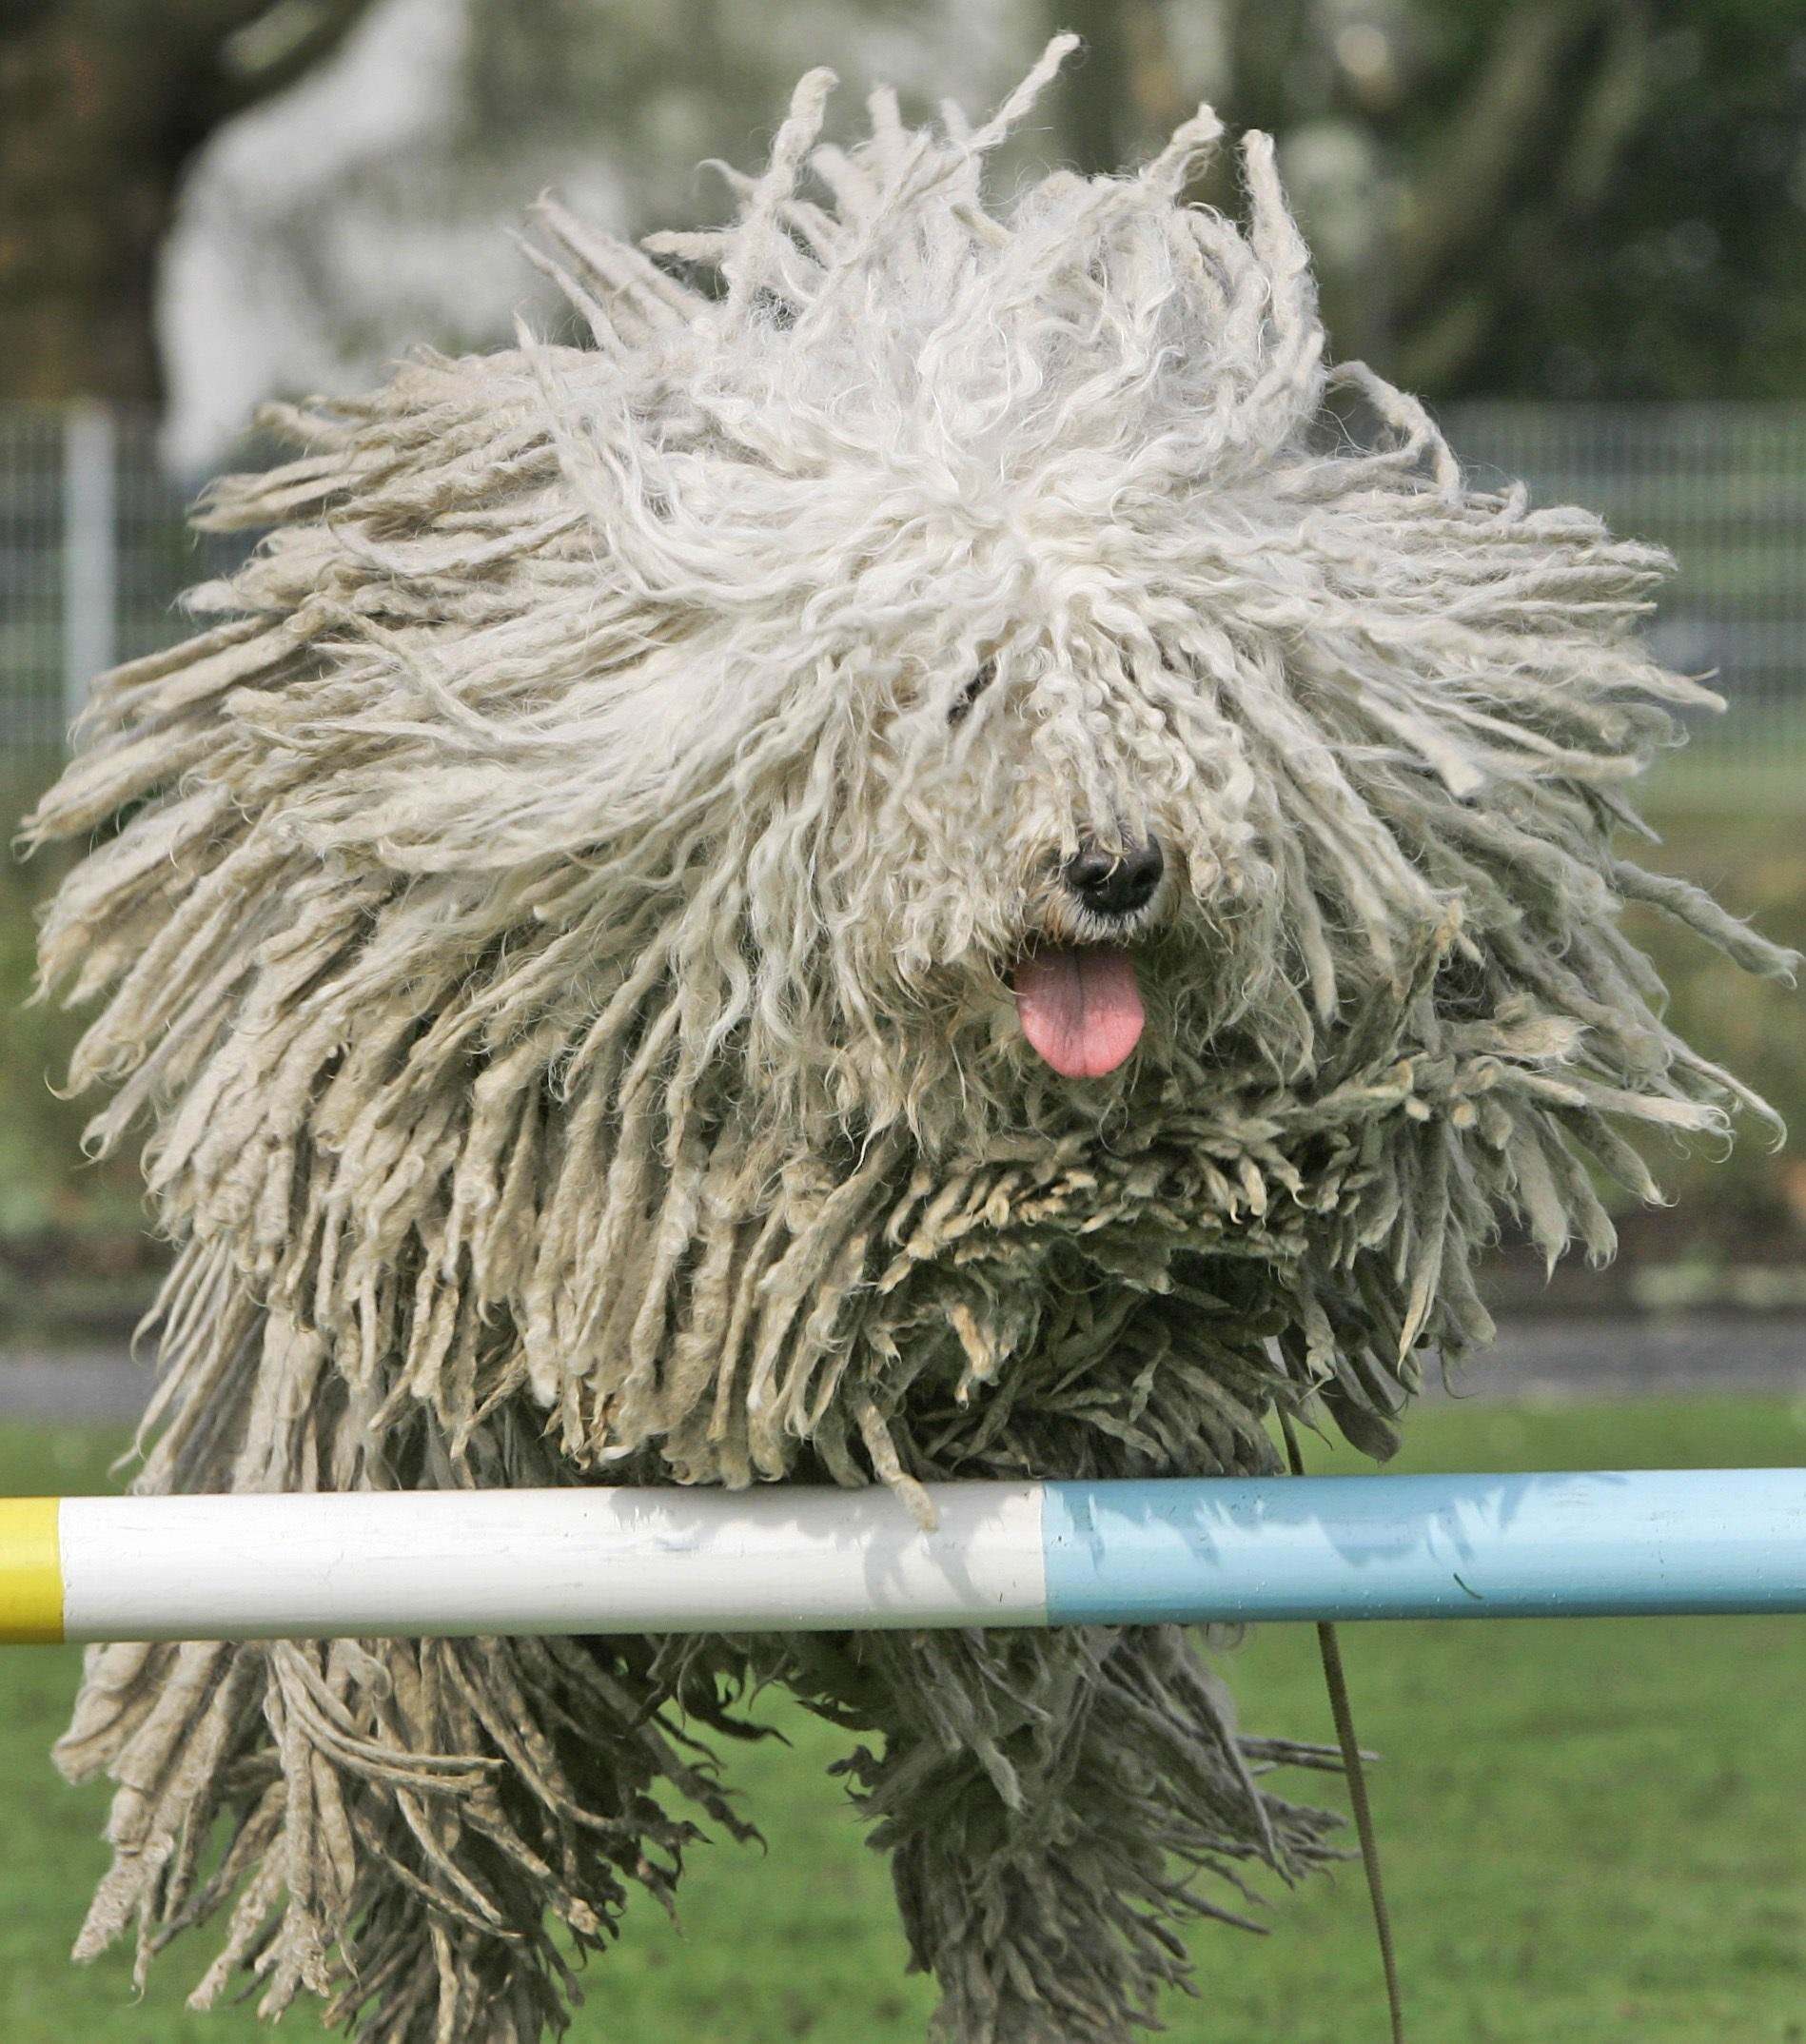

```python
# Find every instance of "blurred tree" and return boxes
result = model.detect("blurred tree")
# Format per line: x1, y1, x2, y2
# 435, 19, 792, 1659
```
44, 0, 1804, 450
0, 0, 381, 404
1053, 0, 1806, 401
159, 0, 1037, 463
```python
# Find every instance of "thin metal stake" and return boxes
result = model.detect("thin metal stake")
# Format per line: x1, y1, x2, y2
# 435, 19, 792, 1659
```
1281, 1408, 1406, 2044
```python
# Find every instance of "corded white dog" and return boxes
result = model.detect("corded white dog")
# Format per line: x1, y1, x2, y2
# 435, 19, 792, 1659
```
28, 40, 1791, 2044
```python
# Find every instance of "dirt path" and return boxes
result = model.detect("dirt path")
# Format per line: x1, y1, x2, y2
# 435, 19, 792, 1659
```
0, 1314, 1801, 1425
1423, 1310, 1806, 1405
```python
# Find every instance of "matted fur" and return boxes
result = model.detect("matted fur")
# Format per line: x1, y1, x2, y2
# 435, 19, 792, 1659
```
26, 39, 1794, 2044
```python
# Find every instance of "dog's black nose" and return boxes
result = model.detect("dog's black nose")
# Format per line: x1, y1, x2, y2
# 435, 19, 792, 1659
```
1065, 837, 1164, 918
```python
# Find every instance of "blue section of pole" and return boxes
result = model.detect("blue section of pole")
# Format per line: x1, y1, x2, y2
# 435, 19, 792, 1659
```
1042, 1469, 1806, 1623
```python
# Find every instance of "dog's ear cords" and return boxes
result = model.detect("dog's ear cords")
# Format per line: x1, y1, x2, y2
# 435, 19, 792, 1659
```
1280, 1406, 1406, 2044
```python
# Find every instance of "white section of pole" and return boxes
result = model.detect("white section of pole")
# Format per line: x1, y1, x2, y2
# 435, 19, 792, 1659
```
61, 399, 117, 737
56, 1484, 1050, 1642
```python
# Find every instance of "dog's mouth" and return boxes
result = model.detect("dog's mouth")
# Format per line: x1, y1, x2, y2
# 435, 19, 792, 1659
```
1012, 945, 1145, 1079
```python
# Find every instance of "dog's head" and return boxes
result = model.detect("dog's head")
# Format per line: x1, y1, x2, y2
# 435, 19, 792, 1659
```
28, 49, 1794, 1479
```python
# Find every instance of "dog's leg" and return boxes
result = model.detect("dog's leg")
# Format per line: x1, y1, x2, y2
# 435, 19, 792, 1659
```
818, 1622, 1339, 2044
58, 1625, 757, 2040
52, 1268, 759, 2043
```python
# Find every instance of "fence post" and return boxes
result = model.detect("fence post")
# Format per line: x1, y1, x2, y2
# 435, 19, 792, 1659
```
62, 399, 117, 738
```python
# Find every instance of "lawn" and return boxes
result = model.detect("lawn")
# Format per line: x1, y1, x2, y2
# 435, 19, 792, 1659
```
1, 1395, 1801, 2044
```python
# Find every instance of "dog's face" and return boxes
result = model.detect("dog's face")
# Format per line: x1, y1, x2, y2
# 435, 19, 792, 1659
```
427, 128, 1721, 1169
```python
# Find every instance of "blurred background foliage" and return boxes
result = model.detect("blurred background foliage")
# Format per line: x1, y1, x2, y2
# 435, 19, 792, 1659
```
3, 3, 1805, 450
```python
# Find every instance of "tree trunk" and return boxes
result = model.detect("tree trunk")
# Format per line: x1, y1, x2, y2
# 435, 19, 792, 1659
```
1049, 0, 1189, 177
0, 22, 182, 403
0, 2, 379, 407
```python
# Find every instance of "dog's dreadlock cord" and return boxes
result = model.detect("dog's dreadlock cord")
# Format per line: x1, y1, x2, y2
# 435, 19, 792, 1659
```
1279, 1406, 1406, 2044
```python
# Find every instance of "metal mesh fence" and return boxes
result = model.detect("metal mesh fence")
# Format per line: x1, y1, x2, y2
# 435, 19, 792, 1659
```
0, 404, 246, 761
1441, 403, 1806, 799
0, 407, 68, 757
2, 399, 1802, 797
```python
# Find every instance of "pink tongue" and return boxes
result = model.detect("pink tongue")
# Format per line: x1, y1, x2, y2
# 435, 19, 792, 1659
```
1013, 946, 1146, 1079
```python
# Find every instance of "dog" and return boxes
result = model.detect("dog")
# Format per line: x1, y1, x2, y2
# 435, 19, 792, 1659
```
27, 41, 1792, 2044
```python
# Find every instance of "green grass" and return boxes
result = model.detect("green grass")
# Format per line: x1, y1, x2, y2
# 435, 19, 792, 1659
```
2, 1397, 1802, 2042
0, 763, 148, 1248
1623, 804, 1806, 1228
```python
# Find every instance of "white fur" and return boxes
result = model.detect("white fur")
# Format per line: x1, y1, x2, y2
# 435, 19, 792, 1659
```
24, 45, 1795, 2044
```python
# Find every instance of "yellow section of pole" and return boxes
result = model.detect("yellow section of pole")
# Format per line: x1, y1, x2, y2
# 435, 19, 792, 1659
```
0, 1499, 64, 1643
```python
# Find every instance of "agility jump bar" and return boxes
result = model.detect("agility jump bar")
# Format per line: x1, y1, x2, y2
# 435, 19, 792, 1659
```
2, 1470, 1803, 1645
